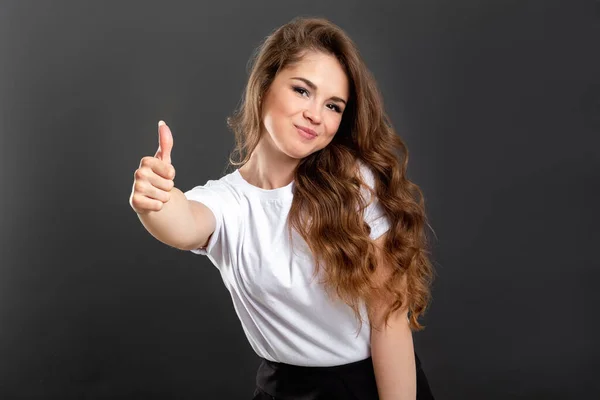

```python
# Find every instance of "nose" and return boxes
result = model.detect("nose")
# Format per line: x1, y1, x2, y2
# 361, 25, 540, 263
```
303, 102, 322, 125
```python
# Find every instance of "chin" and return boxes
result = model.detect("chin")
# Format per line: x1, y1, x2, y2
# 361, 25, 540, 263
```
285, 150, 311, 160
277, 141, 312, 159
284, 146, 315, 160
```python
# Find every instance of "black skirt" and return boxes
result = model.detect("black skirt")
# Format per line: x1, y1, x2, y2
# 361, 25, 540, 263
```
252, 351, 434, 399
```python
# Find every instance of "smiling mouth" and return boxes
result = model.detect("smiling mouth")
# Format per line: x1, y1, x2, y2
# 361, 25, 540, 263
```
295, 127, 317, 140
295, 125, 317, 137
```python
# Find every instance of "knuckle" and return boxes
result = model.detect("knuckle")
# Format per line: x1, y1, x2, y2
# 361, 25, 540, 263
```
133, 180, 145, 193
134, 169, 144, 180
141, 156, 153, 166
130, 196, 143, 210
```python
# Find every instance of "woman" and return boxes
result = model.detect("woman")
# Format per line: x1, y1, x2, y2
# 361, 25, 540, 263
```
131, 16, 435, 399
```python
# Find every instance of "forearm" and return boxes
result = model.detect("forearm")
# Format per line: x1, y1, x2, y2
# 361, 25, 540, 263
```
371, 314, 416, 400
137, 187, 197, 250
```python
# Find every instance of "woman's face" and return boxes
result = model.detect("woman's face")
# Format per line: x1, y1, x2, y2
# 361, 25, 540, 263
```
260, 50, 350, 160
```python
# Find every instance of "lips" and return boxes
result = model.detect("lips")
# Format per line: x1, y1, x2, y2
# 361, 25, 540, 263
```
295, 125, 317, 137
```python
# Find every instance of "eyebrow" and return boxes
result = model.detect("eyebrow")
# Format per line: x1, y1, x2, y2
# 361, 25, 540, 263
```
290, 77, 347, 105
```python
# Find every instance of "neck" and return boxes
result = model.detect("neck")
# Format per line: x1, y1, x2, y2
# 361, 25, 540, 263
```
239, 134, 299, 190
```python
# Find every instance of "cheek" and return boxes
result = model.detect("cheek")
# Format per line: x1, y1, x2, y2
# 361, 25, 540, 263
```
325, 116, 343, 136
264, 96, 295, 128
271, 88, 295, 110
262, 106, 281, 133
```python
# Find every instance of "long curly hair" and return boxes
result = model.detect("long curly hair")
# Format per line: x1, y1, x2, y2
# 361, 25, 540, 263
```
226, 16, 435, 333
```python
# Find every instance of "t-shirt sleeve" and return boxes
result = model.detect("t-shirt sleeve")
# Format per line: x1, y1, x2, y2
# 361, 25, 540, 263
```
358, 162, 391, 240
183, 180, 223, 256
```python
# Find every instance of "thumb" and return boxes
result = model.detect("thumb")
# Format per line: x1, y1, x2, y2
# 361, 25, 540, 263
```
156, 120, 173, 165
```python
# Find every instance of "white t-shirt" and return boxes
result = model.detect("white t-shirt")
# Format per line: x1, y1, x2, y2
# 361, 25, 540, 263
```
183, 161, 391, 367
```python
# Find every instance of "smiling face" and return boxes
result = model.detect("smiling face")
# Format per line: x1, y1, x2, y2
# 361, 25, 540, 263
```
259, 50, 350, 161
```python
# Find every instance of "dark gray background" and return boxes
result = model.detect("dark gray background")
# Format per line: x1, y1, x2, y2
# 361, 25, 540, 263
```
1, 0, 598, 398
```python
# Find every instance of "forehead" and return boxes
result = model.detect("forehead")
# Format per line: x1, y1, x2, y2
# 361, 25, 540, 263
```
279, 51, 349, 98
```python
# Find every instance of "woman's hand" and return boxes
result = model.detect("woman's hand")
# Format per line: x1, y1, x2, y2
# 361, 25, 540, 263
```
129, 121, 176, 215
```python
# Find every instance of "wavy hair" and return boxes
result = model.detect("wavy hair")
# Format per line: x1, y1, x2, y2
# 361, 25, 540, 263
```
226, 16, 435, 332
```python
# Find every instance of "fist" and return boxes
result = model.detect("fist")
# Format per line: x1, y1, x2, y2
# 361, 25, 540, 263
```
129, 121, 177, 214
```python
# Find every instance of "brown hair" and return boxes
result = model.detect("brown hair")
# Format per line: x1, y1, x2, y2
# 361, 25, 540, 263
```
226, 16, 435, 332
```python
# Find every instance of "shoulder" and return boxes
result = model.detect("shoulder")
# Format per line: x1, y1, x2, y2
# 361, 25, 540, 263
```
354, 159, 379, 199
192, 169, 245, 192
353, 160, 391, 238
356, 159, 375, 183
184, 170, 246, 206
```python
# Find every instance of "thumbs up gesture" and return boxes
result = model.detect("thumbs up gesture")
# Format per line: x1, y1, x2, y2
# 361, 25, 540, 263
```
154, 120, 173, 164
129, 121, 177, 215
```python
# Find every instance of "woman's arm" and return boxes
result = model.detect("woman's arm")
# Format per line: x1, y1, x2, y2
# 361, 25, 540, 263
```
137, 187, 216, 251
368, 233, 417, 400
371, 307, 416, 400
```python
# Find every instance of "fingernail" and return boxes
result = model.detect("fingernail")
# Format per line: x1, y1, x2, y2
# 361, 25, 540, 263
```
158, 120, 165, 127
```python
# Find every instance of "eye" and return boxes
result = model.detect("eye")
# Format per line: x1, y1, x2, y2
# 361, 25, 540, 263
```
293, 86, 309, 97
294, 86, 342, 113
327, 104, 342, 113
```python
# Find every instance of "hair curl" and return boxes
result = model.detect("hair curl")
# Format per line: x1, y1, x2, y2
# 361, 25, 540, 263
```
226, 16, 435, 333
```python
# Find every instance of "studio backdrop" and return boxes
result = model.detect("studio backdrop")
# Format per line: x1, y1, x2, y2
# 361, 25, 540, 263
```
0, 0, 598, 398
